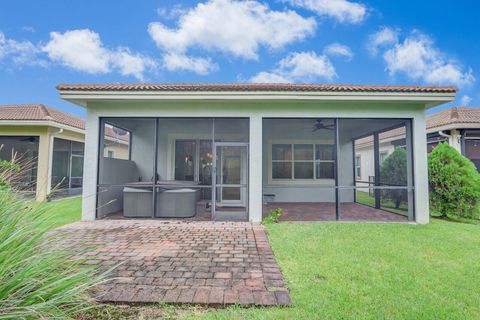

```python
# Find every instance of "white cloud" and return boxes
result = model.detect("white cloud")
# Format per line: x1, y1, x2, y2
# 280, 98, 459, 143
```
460, 95, 472, 106
43, 29, 110, 73
149, 0, 316, 63
249, 71, 291, 83
111, 48, 156, 80
284, 0, 367, 24
250, 51, 336, 83
157, 5, 188, 20
162, 52, 218, 74
368, 26, 398, 55
0, 32, 45, 67
42, 29, 156, 80
324, 43, 353, 60
370, 28, 474, 87
21, 26, 35, 33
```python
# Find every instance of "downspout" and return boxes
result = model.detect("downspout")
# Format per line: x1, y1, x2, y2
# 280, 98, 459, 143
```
438, 130, 451, 140
439, 130, 462, 153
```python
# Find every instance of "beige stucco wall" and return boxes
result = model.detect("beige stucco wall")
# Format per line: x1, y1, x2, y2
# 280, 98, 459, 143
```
355, 141, 396, 190
104, 144, 129, 159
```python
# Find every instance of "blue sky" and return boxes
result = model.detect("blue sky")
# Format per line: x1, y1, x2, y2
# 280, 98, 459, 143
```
0, 0, 478, 117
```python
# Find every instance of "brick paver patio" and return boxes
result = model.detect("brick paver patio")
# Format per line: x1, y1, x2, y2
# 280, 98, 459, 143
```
55, 220, 291, 306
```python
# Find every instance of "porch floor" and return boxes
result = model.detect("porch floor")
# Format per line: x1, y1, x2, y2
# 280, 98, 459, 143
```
263, 202, 409, 222
104, 202, 248, 222
104, 202, 408, 222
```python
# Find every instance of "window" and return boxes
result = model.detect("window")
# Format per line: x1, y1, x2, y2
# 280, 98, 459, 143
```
355, 155, 361, 179
465, 139, 480, 171
174, 139, 213, 184
103, 123, 130, 160
272, 143, 334, 180
174, 140, 196, 181
379, 152, 388, 165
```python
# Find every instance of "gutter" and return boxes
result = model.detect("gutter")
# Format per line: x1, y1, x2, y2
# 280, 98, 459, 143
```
438, 130, 451, 139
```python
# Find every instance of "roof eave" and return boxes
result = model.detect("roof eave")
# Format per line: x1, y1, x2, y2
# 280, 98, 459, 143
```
427, 122, 480, 132
0, 120, 84, 134
58, 90, 457, 109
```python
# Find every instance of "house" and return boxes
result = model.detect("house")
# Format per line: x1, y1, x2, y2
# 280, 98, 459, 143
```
0, 104, 128, 201
355, 106, 480, 192
426, 107, 480, 169
57, 83, 457, 224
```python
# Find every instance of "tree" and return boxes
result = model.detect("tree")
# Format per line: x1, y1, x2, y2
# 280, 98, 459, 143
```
380, 147, 408, 209
428, 142, 480, 218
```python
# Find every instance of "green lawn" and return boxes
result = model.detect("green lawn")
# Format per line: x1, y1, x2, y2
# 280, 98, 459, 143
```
36, 196, 82, 229
39, 199, 480, 319
355, 190, 409, 216
185, 220, 480, 320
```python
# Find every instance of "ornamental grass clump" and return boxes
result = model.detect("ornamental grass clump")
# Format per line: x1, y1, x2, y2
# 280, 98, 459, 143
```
0, 159, 104, 319
428, 142, 480, 219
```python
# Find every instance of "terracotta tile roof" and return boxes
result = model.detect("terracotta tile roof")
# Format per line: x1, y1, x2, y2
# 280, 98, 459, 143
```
56, 83, 457, 93
355, 107, 480, 146
427, 106, 480, 129
0, 104, 84, 130
355, 127, 407, 146
0, 104, 128, 142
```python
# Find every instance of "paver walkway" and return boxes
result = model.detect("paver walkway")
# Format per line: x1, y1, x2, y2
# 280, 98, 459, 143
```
55, 220, 291, 306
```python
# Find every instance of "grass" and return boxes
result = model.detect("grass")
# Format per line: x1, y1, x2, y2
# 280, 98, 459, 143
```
355, 190, 408, 216
35, 196, 82, 229
186, 220, 480, 320
39, 198, 480, 319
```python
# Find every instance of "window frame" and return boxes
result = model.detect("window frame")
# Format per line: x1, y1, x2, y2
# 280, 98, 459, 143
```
379, 151, 388, 165
269, 141, 335, 184
173, 138, 214, 182
355, 155, 361, 179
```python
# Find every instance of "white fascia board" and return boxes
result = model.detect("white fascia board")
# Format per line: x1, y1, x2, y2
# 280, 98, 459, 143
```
427, 123, 480, 133
0, 120, 85, 135
58, 90, 456, 108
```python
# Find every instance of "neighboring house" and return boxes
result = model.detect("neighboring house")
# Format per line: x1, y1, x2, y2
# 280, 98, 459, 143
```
58, 83, 456, 224
0, 104, 129, 201
427, 107, 480, 169
355, 106, 480, 188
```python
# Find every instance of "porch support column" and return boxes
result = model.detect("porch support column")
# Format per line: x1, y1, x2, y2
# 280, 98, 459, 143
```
35, 130, 53, 202
413, 113, 429, 224
81, 108, 100, 221
373, 132, 381, 209
249, 115, 263, 222
449, 129, 462, 153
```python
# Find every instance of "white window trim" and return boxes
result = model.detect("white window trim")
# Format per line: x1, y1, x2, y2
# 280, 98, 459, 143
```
267, 139, 335, 185
379, 151, 389, 165
355, 155, 361, 179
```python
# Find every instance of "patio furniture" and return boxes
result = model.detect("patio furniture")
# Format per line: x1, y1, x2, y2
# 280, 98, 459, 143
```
123, 187, 152, 218
123, 180, 201, 218
155, 188, 199, 218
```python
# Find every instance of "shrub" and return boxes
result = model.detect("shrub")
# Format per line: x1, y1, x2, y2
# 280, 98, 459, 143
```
428, 142, 480, 219
0, 159, 20, 189
380, 147, 408, 209
0, 165, 104, 319
262, 208, 283, 224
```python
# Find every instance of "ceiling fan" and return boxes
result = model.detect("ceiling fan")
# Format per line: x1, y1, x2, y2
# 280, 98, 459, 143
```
313, 119, 334, 131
